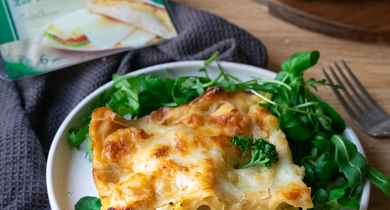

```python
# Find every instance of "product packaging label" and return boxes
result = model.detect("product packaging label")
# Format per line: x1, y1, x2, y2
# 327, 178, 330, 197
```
0, 0, 177, 79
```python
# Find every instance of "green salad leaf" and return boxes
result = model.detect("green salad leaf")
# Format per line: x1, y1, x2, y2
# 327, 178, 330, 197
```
68, 126, 89, 149
331, 135, 368, 189
312, 188, 328, 209
339, 197, 360, 209
326, 189, 345, 204
106, 74, 141, 116
311, 132, 333, 154
74, 196, 102, 210
320, 101, 346, 133
367, 165, 390, 196
172, 76, 194, 105
251, 51, 340, 141
281, 51, 320, 76
281, 111, 312, 140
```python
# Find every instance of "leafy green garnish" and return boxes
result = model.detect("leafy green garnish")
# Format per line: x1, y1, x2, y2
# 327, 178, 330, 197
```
339, 197, 360, 209
326, 189, 345, 204
281, 51, 320, 76
105, 73, 142, 116
367, 165, 390, 196
331, 135, 368, 189
68, 126, 89, 149
74, 196, 102, 210
231, 136, 279, 169
320, 101, 346, 133
251, 51, 343, 141
312, 188, 328, 209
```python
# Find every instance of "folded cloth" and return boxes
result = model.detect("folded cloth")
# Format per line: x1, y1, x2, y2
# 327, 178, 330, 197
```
0, 1, 267, 209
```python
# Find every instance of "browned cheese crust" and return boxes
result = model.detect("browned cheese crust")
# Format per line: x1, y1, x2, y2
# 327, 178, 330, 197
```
89, 86, 313, 210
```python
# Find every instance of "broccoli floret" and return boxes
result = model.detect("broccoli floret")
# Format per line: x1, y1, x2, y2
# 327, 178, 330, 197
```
231, 136, 279, 169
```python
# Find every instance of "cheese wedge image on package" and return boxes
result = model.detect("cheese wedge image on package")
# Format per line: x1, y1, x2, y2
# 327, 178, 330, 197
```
0, 0, 177, 80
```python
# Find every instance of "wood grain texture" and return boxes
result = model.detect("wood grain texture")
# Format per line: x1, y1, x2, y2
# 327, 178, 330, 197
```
266, 0, 390, 43
174, 0, 390, 209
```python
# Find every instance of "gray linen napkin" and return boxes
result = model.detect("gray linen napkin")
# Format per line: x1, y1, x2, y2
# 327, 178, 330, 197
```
0, 1, 267, 209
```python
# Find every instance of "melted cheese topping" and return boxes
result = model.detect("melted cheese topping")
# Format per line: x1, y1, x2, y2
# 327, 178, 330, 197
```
89, 87, 313, 210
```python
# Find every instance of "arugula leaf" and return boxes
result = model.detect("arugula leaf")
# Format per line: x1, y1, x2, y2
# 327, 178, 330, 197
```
68, 126, 89, 149
137, 77, 175, 118
367, 165, 390, 196
218, 78, 237, 92
75, 196, 102, 210
194, 78, 204, 95
231, 136, 279, 169
106, 75, 141, 116
172, 77, 193, 105
140, 78, 174, 102
331, 135, 368, 189
140, 78, 171, 101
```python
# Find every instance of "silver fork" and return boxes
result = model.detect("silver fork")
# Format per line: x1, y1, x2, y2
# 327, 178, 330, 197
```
323, 60, 390, 137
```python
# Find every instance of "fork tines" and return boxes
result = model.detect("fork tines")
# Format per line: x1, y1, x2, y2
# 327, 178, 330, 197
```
323, 60, 390, 137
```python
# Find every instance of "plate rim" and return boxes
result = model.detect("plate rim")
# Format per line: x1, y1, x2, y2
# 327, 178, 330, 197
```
46, 60, 370, 209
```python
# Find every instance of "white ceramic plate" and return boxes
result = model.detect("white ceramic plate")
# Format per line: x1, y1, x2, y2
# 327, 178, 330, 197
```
46, 61, 370, 210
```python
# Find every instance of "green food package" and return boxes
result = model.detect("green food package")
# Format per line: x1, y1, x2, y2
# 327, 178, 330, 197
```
0, 0, 177, 80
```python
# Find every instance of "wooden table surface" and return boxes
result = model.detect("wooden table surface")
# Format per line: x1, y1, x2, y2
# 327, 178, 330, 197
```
175, 0, 390, 209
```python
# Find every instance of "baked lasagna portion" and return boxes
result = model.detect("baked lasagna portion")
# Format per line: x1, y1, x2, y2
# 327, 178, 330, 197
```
89, 86, 313, 210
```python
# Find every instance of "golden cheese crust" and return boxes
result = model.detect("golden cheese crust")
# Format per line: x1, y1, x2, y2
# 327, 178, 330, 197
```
89, 86, 313, 210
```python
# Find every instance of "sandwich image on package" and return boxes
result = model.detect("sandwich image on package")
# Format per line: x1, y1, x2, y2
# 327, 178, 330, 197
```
43, 0, 177, 51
